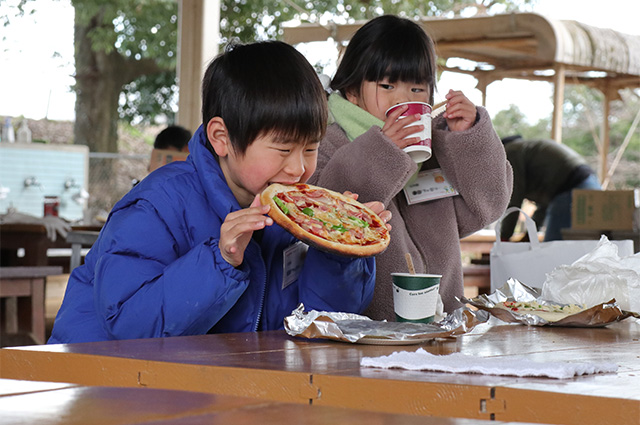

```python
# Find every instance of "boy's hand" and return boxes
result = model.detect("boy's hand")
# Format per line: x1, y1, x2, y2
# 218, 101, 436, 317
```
220, 195, 273, 267
343, 191, 392, 231
442, 89, 477, 132
381, 105, 424, 149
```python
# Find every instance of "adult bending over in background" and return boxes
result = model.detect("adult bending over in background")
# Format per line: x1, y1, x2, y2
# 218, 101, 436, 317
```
501, 135, 601, 242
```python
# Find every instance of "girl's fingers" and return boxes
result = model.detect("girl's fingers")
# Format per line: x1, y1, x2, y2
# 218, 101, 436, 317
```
385, 104, 408, 121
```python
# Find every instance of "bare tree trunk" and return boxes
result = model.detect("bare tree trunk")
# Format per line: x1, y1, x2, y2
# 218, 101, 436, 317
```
73, 12, 123, 153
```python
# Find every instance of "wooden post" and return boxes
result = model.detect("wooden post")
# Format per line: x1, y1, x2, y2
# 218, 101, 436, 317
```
475, 74, 489, 107
551, 64, 566, 142
600, 87, 612, 184
177, 0, 220, 134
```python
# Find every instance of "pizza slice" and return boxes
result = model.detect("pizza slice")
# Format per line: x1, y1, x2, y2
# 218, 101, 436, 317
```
493, 300, 587, 322
260, 183, 390, 257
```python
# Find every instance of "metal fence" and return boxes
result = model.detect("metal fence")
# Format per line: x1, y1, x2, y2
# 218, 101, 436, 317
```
87, 153, 149, 217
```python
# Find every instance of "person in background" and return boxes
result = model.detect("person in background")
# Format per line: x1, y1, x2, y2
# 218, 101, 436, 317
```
143, 125, 193, 176
308, 15, 512, 318
49, 41, 390, 344
154, 125, 192, 152
500, 135, 601, 242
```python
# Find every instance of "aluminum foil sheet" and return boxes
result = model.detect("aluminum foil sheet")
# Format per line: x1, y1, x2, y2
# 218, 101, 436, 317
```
284, 304, 488, 344
462, 278, 639, 327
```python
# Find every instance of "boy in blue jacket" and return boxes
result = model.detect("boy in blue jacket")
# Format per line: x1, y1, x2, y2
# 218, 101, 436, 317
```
49, 41, 388, 343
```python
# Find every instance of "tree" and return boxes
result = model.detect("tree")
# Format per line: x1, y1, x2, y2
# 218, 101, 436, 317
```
72, 0, 178, 153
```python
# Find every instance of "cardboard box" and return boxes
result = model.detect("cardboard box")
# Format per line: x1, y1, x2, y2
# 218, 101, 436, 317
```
572, 189, 640, 231
149, 149, 189, 172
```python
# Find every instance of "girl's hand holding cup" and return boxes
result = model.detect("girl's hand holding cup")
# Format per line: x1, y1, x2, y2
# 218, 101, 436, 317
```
382, 104, 423, 149
384, 102, 433, 163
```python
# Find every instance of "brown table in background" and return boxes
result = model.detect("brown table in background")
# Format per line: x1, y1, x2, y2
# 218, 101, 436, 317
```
460, 232, 495, 294
0, 378, 538, 425
0, 223, 101, 272
2, 320, 639, 424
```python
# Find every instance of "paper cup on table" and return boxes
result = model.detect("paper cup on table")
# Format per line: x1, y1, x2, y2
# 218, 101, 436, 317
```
385, 101, 432, 163
392, 273, 441, 323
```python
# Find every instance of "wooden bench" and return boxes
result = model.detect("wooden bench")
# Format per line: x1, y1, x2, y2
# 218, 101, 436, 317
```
0, 266, 62, 345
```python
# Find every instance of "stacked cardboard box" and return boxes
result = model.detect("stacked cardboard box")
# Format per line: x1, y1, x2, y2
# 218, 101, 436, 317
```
571, 189, 640, 231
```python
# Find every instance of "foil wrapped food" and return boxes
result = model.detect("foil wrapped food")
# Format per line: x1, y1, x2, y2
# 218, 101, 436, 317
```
284, 304, 488, 344
463, 278, 639, 327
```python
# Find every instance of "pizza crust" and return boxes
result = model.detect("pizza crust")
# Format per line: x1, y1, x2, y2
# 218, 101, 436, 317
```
260, 183, 390, 257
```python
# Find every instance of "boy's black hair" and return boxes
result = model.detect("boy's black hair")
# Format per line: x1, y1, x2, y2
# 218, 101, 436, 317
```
331, 15, 437, 105
154, 125, 192, 150
202, 41, 327, 156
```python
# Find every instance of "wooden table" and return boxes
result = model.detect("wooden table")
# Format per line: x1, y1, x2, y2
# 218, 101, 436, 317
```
1, 320, 639, 424
0, 378, 534, 425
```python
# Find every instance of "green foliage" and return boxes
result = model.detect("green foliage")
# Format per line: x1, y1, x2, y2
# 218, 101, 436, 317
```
491, 104, 549, 140
218, 0, 536, 44
119, 71, 178, 124
72, 0, 178, 68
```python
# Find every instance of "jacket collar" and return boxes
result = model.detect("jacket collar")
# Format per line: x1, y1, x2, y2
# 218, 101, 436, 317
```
188, 125, 241, 218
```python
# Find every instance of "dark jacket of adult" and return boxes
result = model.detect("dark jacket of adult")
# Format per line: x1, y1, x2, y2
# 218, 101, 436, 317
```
501, 136, 594, 240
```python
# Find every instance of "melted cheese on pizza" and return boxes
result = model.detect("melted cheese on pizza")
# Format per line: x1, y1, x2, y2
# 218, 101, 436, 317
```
272, 186, 387, 245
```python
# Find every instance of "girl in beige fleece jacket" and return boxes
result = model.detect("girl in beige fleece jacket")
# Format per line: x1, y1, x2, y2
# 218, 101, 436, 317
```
308, 15, 513, 318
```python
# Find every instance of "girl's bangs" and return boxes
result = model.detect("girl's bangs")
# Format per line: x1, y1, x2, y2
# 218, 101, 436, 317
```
365, 41, 433, 84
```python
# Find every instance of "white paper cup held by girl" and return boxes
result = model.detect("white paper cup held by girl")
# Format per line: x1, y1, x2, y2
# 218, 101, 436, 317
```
385, 101, 432, 163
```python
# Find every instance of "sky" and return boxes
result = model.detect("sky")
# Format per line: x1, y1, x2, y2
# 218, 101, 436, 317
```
1, 0, 639, 123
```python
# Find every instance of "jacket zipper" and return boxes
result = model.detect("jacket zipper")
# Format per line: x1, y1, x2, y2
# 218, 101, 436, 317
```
254, 245, 267, 331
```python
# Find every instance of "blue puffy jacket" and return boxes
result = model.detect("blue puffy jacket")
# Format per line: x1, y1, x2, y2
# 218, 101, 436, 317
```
49, 127, 375, 343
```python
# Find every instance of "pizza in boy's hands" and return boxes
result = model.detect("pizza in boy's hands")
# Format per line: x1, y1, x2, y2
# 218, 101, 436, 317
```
260, 183, 390, 257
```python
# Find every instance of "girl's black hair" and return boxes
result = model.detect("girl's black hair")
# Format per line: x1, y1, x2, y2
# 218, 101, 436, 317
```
331, 15, 437, 104
201, 41, 327, 156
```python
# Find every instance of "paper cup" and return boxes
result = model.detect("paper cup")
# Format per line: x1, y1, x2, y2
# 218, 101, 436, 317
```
385, 102, 432, 163
392, 273, 441, 323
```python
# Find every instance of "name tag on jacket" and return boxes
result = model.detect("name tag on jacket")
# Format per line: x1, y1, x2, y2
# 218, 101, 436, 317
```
403, 168, 459, 205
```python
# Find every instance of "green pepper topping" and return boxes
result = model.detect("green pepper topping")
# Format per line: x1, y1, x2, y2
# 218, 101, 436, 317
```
331, 224, 348, 233
302, 207, 314, 217
273, 196, 289, 215
348, 216, 369, 227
